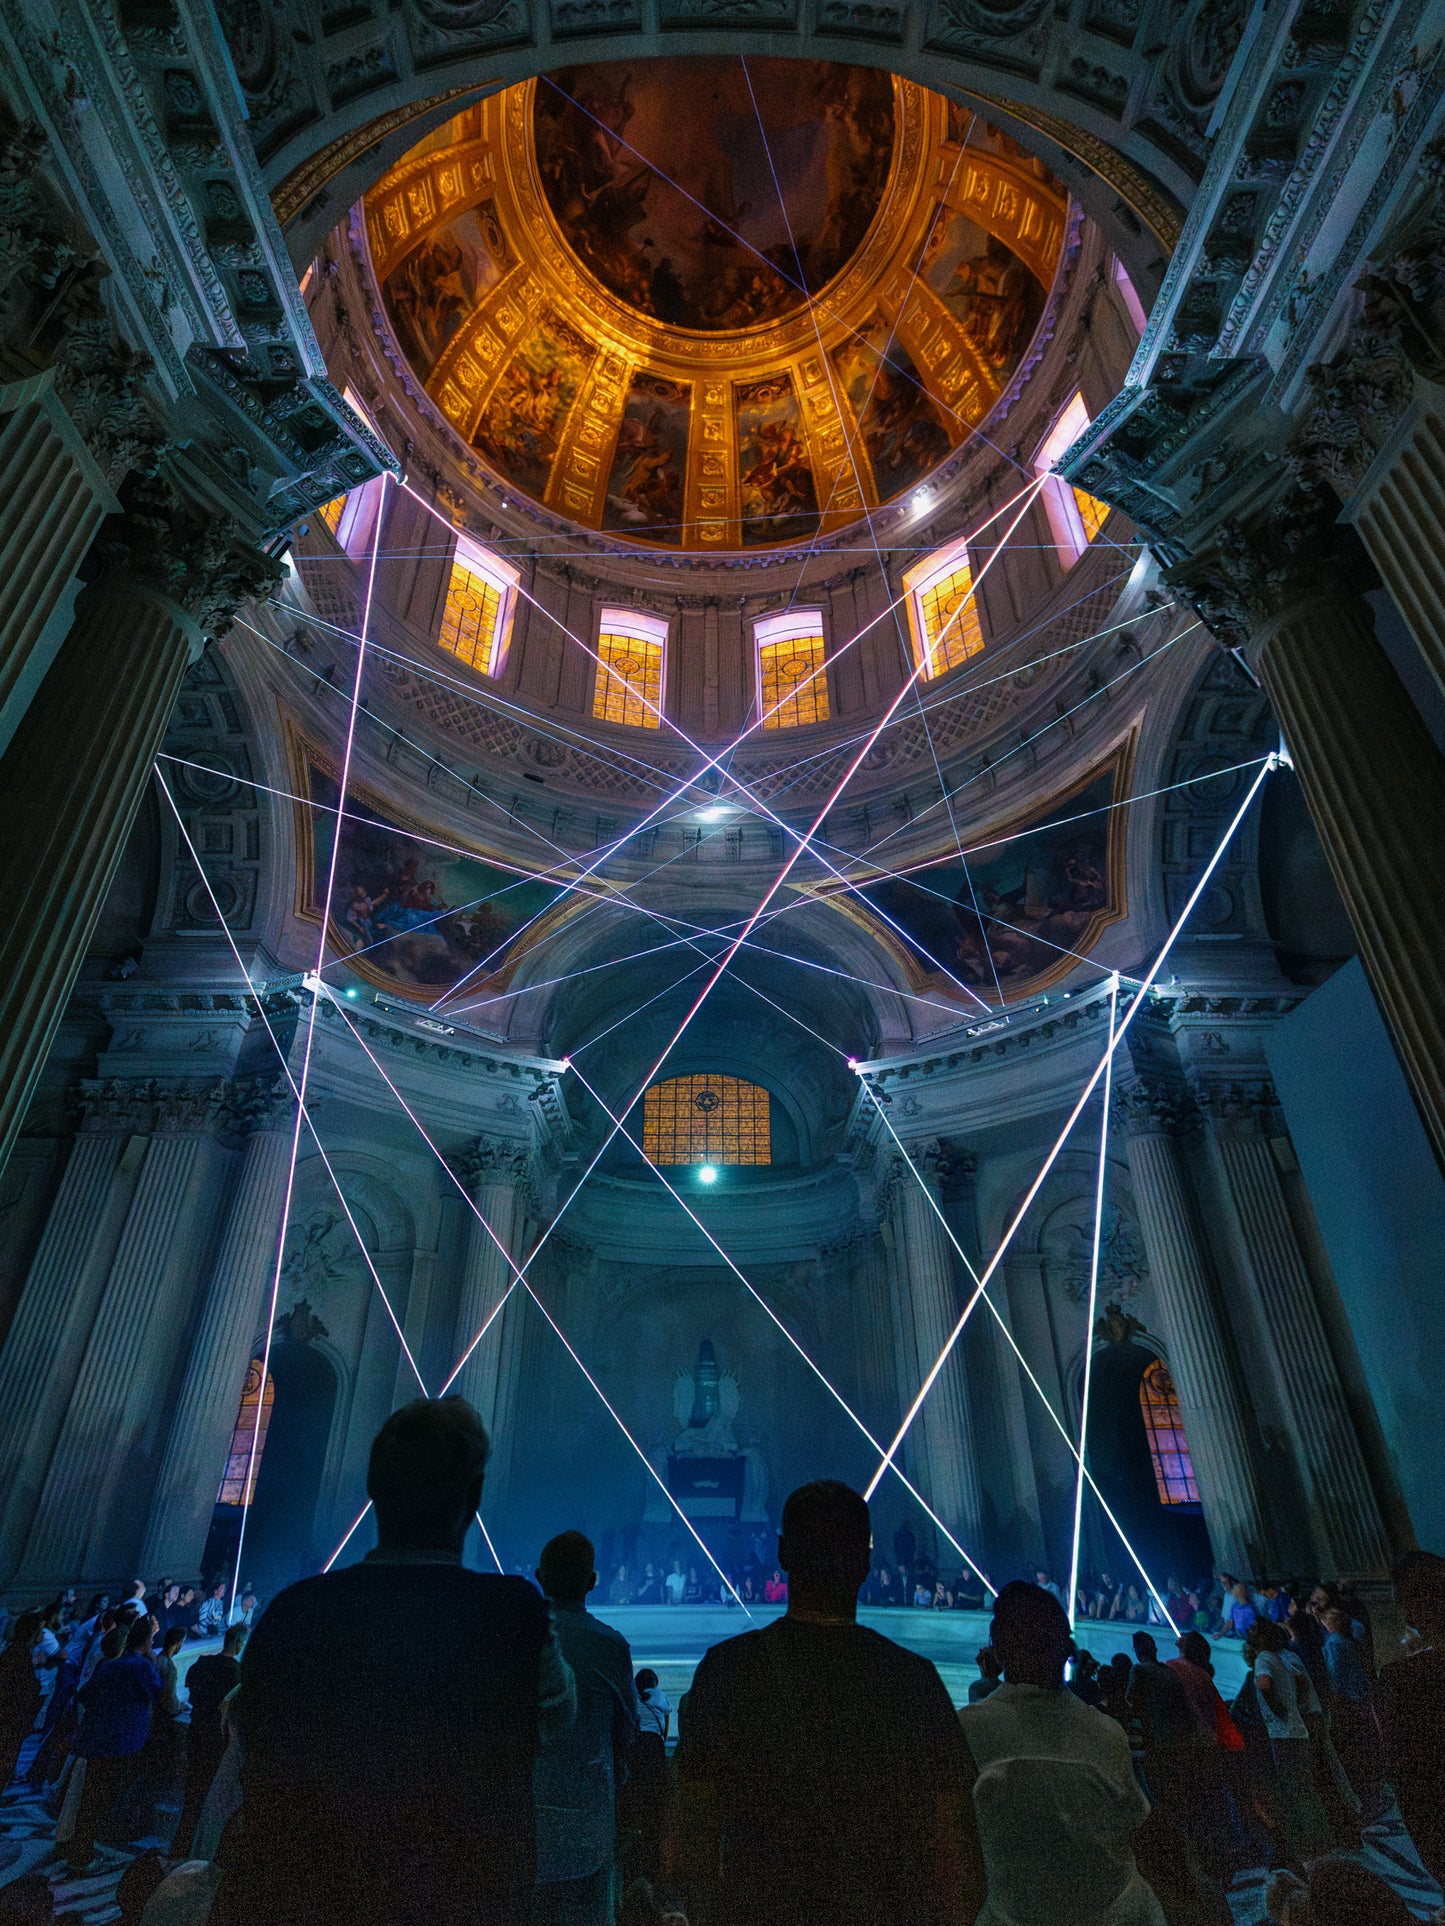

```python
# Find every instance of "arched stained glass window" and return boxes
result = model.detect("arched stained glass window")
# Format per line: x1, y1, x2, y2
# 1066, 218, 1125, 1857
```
903, 538, 985, 680
642, 1074, 771, 1166
593, 611, 666, 728
756, 611, 829, 728
437, 535, 517, 679
216, 1358, 274, 1507
1139, 1356, 1198, 1505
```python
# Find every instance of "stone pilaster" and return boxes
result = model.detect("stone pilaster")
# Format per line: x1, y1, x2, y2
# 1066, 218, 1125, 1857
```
1195, 1081, 1391, 1578
138, 1083, 293, 1577
1114, 1080, 1271, 1577
1178, 507, 1445, 1174
887, 1143, 985, 1556
0, 480, 279, 1181
15, 1082, 231, 1588
450, 1137, 532, 1526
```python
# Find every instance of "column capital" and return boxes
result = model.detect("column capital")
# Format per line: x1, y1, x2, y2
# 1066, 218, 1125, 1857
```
1163, 490, 1373, 653
1110, 1074, 1195, 1140
1189, 1076, 1280, 1134
91, 475, 283, 643
223, 1075, 293, 1136
151, 1080, 230, 1135
453, 1133, 531, 1191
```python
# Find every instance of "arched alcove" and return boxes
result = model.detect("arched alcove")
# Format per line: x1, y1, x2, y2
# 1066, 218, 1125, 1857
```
1081, 1331, 1211, 1590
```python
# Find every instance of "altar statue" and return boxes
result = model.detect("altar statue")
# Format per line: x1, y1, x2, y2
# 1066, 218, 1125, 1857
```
644, 1338, 770, 1524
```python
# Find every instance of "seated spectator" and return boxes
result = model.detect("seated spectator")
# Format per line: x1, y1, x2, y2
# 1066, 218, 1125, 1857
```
664, 1561, 685, 1607
68, 1615, 162, 1872
671, 1480, 984, 1926
762, 1569, 787, 1604
1035, 1570, 1067, 1610
1224, 1580, 1258, 1640
0, 1610, 44, 1788
635, 1669, 671, 1744
219, 1396, 576, 1926
194, 1582, 227, 1641
1124, 1585, 1147, 1624
969, 1645, 1003, 1705
227, 1588, 258, 1630
533, 1531, 638, 1926
875, 1565, 896, 1608
959, 1580, 1164, 1925
1375, 1548, 1445, 1887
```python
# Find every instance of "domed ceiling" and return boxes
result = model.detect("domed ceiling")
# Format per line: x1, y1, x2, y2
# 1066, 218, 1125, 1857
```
364, 62, 1068, 550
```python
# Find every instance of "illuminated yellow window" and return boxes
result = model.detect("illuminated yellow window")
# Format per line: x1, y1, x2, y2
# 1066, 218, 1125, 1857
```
642, 1074, 772, 1166
317, 496, 346, 536
1036, 393, 1110, 563
903, 540, 985, 680
1139, 1357, 1199, 1506
435, 535, 517, 679
594, 610, 666, 729
216, 1358, 274, 1506
757, 611, 830, 729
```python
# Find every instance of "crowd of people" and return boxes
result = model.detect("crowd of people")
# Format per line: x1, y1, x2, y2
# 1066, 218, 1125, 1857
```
0, 1395, 1440, 1926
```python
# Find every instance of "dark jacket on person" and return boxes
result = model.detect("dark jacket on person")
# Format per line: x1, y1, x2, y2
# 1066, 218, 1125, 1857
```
220, 1555, 575, 1926
74, 1652, 161, 1758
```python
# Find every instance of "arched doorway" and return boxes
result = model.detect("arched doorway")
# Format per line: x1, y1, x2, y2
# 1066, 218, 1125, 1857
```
1083, 1328, 1211, 1592
204, 1313, 340, 1597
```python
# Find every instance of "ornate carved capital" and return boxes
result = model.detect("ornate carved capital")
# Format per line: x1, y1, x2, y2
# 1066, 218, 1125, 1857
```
152, 1080, 230, 1134
76, 1077, 158, 1136
225, 1075, 293, 1135
93, 475, 284, 639
1110, 1075, 1195, 1140
1164, 491, 1371, 649
1190, 1076, 1279, 1133
453, 1134, 531, 1191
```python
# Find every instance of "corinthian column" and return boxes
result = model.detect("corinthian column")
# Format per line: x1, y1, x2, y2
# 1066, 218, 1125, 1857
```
1196, 1083, 1391, 1578
0, 1087, 155, 1583
1114, 1081, 1271, 1577
0, 482, 278, 1179
139, 1084, 294, 1576
16, 1083, 231, 1588
450, 1138, 532, 1485
889, 1144, 985, 1556
1184, 507, 1445, 1172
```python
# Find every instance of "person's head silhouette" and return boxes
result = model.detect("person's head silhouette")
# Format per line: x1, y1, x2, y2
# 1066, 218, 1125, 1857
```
367, 1396, 490, 1556
989, 1580, 1072, 1687
777, 1480, 870, 1616
536, 1531, 596, 1606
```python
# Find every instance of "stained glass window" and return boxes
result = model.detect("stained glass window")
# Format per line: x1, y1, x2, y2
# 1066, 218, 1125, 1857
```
904, 540, 985, 680
317, 496, 346, 536
1139, 1356, 1198, 1506
1035, 393, 1111, 563
434, 536, 517, 679
216, 1358, 274, 1507
756, 612, 830, 728
593, 612, 666, 729
642, 1074, 771, 1166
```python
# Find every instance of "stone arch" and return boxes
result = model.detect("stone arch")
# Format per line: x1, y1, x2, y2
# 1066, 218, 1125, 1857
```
248, 11, 1207, 294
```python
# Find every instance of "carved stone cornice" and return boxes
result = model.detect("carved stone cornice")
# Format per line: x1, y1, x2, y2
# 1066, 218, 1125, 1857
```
1110, 1074, 1196, 1141
75, 1074, 233, 1136
1162, 491, 1374, 650
224, 1074, 293, 1135
152, 1081, 230, 1134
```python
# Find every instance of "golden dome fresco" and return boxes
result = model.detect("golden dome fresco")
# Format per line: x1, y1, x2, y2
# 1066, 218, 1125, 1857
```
364, 60, 1068, 551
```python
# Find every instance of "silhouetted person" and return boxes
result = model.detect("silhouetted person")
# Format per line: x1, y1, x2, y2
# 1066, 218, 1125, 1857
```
68, 1614, 162, 1871
0, 1611, 43, 1788
218, 1397, 576, 1926
171, 1621, 247, 1860
970, 1644, 1003, 1703
670, 1480, 984, 1926
958, 1580, 1165, 1925
1376, 1549, 1445, 1886
532, 1530, 638, 1925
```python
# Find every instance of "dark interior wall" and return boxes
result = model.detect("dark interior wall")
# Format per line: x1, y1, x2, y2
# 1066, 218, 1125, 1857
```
1266, 958, 1445, 1554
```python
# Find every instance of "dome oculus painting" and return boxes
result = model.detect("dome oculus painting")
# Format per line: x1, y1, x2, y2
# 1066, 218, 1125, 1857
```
532, 60, 897, 334
366, 70, 1069, 548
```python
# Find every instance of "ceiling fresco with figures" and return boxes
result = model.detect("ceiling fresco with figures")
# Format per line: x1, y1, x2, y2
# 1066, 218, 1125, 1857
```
365, 63, 1067, 551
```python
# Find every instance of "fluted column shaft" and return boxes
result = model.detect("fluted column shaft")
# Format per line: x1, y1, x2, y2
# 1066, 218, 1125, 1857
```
0, 376, 114, 756
139, 1119, 294, 1576
18, 1099, 228, 1587
453, 1170, 526, 1425
0, 1127, 137, 1583
0, 573, 198, 1177
1251, 585, 1445, 1171
1203, 1104, 1390, 1577
891, 1160, 985, 1554
1121, 1117, 1270, 1577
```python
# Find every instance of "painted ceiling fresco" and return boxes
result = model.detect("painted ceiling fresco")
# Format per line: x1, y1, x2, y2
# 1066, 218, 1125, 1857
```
366, 67, 1068, 550
823, 749, 1131, 1001
533, 61, 895, 333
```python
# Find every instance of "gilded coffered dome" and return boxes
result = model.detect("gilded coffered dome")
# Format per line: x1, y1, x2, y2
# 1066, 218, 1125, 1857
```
363, 61, 1068, 550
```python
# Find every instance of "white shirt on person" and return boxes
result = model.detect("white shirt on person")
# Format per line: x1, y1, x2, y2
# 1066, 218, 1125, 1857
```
959, 1681, 1166, 1926
638, 1686, 671, 1739
1253, 1651, 1309, 1741
664, 1571, 686, 1605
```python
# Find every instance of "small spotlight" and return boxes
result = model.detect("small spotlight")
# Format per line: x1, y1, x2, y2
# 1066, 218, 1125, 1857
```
848, 1057, 860, 1071
698, 805, 730, 823
698, 1164, 719, 1184
912, 486, 934, 512
345, 987, 360, 999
